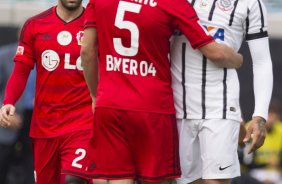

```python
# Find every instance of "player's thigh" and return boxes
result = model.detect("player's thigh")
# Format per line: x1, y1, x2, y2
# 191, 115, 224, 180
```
127, 112, 181, 182
32, 138, 61, 184
60, 129, 92, 181
176, 119, 202, 184
199, 119, 240, 180
88, 107, 136, 178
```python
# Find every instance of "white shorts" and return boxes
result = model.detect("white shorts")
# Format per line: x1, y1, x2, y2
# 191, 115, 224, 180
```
177, 119, 241, 184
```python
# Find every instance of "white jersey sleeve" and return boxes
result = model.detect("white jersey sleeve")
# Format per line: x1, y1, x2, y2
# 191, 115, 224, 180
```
245, 0, 273, 120
245, 0, 268, 40
248, 37, 273, 120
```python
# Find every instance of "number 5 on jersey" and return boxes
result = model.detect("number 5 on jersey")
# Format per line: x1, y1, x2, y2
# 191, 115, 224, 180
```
114, 1, 141, 57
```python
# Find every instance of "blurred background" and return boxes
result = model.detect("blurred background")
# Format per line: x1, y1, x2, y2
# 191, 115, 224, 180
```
0, 0, 281, 184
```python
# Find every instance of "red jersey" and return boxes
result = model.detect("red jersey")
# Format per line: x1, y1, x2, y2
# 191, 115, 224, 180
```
85, 0, 213, 114
15, 7, 93, 138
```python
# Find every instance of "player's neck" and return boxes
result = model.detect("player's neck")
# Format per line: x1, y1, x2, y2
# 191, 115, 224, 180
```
56, 5, 84, 23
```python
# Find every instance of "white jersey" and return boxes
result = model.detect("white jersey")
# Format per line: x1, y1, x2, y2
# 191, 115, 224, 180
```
171, 0, 268, 121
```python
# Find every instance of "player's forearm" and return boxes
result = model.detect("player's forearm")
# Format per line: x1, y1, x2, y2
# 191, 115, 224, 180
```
248, 37, 273, 120
199, 42, 243, 68
3, 62, 31, 105
81, 47, 98, 98
81, 56, 98, 98
81, 27, 99, 98
213, 43, 243, 68
252, 63, 272, 120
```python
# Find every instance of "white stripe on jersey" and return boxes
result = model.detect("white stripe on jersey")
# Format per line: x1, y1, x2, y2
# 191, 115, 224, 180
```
171, 0, 268, 121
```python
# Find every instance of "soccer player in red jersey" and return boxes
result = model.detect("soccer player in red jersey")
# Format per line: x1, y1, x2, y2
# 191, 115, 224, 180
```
81, 0, 243, 184
0, 0, 93, 183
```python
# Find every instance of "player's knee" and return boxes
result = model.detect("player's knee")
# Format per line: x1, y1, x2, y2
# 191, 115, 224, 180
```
65, 175, 89, 184
93, 179, 107, 184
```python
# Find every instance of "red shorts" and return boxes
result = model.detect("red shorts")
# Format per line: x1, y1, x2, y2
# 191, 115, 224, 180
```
87, 107, 180, 182
32, 129, 92, 184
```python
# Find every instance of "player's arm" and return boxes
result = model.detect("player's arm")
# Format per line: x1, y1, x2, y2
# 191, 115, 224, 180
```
242, 0, 272, 153
171, 0, 243, 68
80, 27, 98, 111
239, 121, 247, 148
198, 42, 243, 69
1, 62, 31, 126
243, 37, 273, 153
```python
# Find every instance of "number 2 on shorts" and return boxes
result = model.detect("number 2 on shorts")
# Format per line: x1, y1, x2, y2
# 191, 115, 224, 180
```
71, 148, 86, 169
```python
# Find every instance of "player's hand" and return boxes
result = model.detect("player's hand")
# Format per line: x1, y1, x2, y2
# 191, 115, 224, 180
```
0, 109, 3, 126
0, 113, 22, 129
238, 121, 247, 148
0, 104, 16, 128
243, 116, 266, 154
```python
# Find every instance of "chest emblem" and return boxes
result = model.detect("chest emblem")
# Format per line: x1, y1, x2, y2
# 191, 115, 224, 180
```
216, 0, 234, 12
76, 31, 84, 46
57, 31, 72, 46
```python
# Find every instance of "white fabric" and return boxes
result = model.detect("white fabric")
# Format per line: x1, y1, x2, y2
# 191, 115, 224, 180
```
177, 119, 241, 184
171, 0, 271, 121
248, 37, 273, 120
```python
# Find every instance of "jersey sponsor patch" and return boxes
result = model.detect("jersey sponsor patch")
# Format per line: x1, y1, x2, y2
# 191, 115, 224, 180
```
16, 46, 24, 55
41, 50, 60, 71
106, 55, 157, 77
41, 50, 83, 71
204, 25, 225, 41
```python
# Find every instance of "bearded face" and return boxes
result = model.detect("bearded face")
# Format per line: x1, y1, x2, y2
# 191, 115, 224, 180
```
59, 0, 83, 11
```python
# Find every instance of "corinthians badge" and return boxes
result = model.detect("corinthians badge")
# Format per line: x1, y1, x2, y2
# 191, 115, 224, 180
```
216, 0, 234, 11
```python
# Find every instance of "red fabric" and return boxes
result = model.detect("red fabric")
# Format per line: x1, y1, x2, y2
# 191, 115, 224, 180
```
87, 108, 180, 182
32, 129, 93, 184
14, 7, 93, 138
84, 0, 214, 114
3, 62, 31, 105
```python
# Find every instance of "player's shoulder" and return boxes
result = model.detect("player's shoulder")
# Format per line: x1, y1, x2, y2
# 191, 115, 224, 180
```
244, 0, 265, 8
24, 7, 54, 26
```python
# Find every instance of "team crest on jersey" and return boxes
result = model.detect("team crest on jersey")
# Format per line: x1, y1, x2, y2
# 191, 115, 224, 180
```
76, 31, 84, 46
57, 31, 72, 46
16, 46, 24, 55
216, 0, 234, 11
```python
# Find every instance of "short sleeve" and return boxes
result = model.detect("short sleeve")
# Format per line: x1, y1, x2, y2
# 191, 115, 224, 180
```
14, 20, 36, 68
84, 0, 96, 29
245, 0, 268, 41
168, 0, 214, 49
